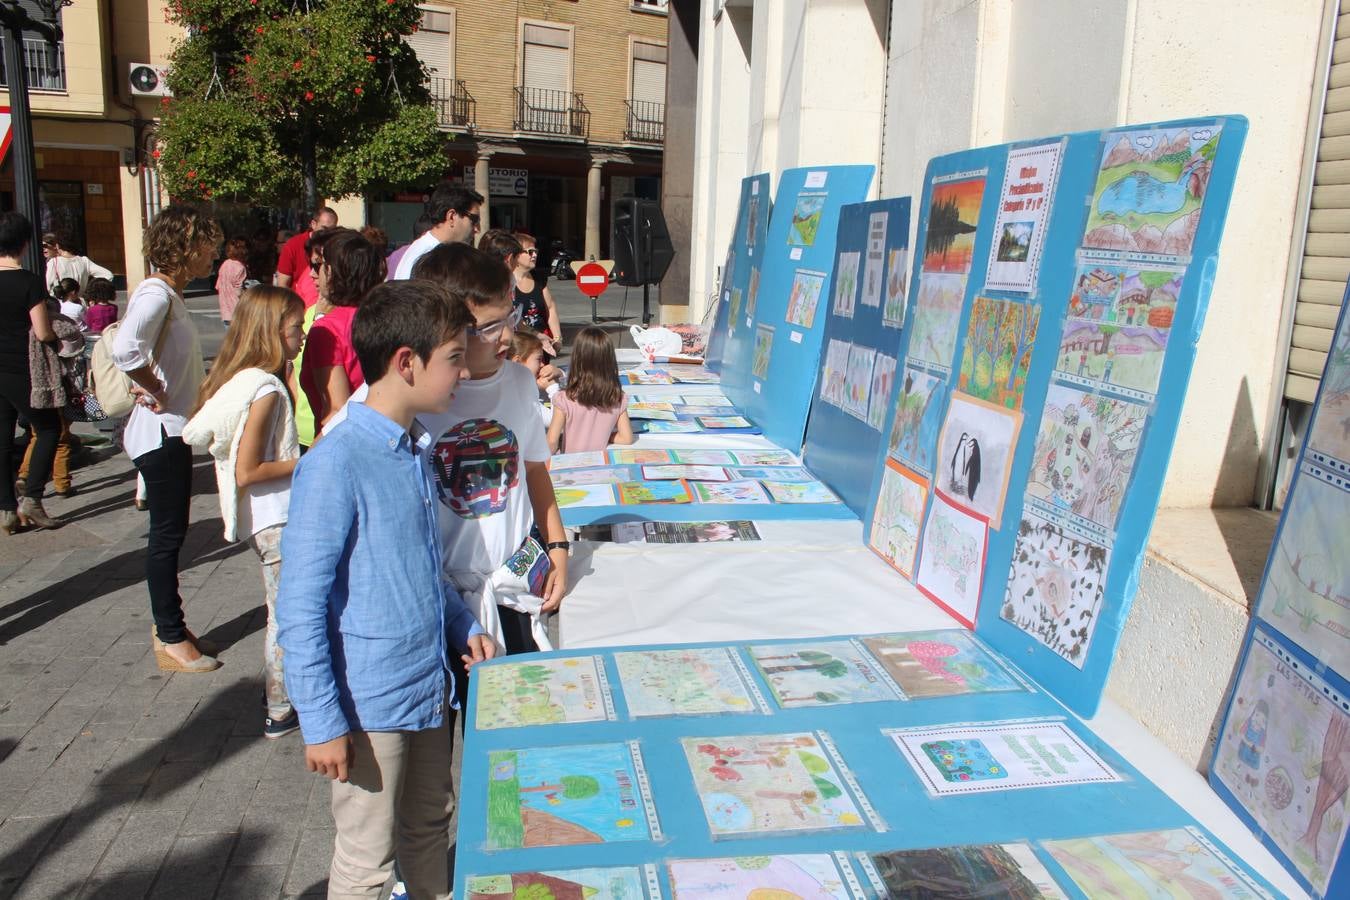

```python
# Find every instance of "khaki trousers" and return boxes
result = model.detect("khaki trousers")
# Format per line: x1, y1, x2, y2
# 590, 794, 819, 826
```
327, 708, 455, 900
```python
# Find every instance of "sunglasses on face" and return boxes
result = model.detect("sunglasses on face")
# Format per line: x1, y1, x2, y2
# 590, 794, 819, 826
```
310, 259, 323, 273
468, 306, 522, 342
525, 248, 538, 256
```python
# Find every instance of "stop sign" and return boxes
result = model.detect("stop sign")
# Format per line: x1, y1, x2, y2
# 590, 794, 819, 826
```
576, 261, 609, 298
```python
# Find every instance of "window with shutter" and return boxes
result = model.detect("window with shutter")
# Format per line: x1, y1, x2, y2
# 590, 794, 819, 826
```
407, 5, 454, 86
522, 23, 572, 105
631, 42, 667, 106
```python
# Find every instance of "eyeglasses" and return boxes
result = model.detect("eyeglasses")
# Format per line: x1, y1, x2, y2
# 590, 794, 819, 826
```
525, 248, 538, 256
468, 306, 522, 342
466, 212, 481, 227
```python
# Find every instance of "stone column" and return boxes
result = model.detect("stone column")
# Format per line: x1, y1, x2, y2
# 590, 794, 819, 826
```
475, 151, 492, 238
585, 158, 604, 260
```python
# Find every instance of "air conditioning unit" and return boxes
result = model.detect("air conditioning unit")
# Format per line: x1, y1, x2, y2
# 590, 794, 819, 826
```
127, 64, 172, 98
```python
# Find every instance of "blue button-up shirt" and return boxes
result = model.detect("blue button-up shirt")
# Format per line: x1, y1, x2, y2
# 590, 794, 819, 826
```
276, 402, 485, 745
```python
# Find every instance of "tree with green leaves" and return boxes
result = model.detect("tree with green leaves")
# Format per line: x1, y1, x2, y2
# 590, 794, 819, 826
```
157, 0, 446, 209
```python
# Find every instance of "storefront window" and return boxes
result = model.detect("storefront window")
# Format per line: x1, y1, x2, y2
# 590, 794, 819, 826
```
38, 180, 85, 252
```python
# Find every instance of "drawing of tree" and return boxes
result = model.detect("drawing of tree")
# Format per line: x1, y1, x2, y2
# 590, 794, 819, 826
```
758, 651, 849, 678
779, 691, 844, 704
926, 195, 977, 263
520, 775, 600, 800
1004, 303, 1041, 399
516, 665, 552, 685
795, 752, 844, 800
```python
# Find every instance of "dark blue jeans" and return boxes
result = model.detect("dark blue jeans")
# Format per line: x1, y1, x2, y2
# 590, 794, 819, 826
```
133, 433, 193, 644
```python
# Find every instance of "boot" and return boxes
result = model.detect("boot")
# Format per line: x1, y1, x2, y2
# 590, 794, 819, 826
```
17, 497, 62, 530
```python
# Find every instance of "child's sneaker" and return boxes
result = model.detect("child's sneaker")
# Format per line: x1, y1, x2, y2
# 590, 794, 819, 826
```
388, 881, 408, 900
263, 709, 299, 739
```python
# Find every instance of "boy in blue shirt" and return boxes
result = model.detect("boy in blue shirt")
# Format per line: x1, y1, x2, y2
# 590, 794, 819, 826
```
276, 280, 493, 899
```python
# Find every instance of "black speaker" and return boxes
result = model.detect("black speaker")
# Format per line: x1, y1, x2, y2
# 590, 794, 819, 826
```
611, 198, 675, 286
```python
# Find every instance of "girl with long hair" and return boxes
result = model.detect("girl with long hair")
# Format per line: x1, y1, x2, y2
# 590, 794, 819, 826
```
546, 326, 634, 453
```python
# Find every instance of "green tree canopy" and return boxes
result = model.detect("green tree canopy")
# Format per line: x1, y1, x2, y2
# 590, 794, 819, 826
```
158, 0, 446, 208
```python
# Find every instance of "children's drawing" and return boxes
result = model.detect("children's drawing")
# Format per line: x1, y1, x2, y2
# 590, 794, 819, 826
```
681, 732, 866, 836
749, 640, 902, 707
1084, 125, 1222, 258
614, 647, 761, 717
610, 448, 674, 465
883, 248, 909, 327
733, 466, 813, 482
733, 450, 799, 466
475, 657, 613, 730
1055, 321, 1171, 398
678, 405, 737, 417
867, 843, 1067, 899
617, 480, 692, 505
1043, 828, 1270, 900
820, 338, 851, 407
1068, 265, 1182, 327
842, 345, 877, 420
745, 196, 760, 246
868, 354, 897, 431
628, 400, 674, 412
914, 490, 988, 626
1307, 307, 1350, 467
887, 365, 948, 476
551, 467, 633, 487
1256, 470, 1350, 672
861, 211, 889, 309
627, 408, 678, 421
641, 465, 730, 482
466, 867, 654, 900
787, 269, 827, 329
752, 325, 774, 379
1001, 510, 1111, 668
672, 450, 736, 465
868, 460, 927, 578
1213, 633, 1349, 895
746, 268, 761, 318
486, 742, 655, 850
669, 854, 859, 900
908, 273, 967, 371
624, 370, 674, 385
729, 286, 743, 325
957, 296, 1042, 410
986, 141, 1063, 293
832, 252, 861, 319
643, 421, 701, 434
552, 450, 610, 470
672, 367, 718, 384
1026, 383, 1147, 532
763, 481, 839, 504
923, 177, 986, 274
789, 193, 827, 247
555, 484, 617, 509
692, 480, 771, 504
861, 630, 1022, 698
698, 416, 753, 429
889, 719, 1121, 796
934, 393, 1022, 529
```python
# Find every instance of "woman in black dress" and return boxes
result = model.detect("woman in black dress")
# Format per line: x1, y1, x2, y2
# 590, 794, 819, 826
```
511, 232, 561, 356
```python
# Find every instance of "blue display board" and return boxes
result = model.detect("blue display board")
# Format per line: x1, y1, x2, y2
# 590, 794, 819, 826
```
454, 633, 1281, 899
722, 166, 875, 449
708, 174, 771, 375
801, 198, 912, 517
1209, 288, 1350, 900
857, 117, 1248, 719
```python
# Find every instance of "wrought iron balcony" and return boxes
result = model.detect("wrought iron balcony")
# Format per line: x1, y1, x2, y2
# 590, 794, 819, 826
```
431, 77, 475, 130
624, 99, 664, 144
0, 38, 65, 92
514, 86, 590, 139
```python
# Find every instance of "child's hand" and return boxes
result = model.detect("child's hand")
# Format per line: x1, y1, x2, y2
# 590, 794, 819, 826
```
305, 734, 354, 782
536, 364, 562, 389
462, 633, 497, 669
541, 549, 569, 613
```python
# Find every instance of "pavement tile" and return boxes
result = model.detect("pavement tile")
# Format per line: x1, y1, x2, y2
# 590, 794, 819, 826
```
282, 828, 335, 897
144, 833, 232, 899
136, 760, 208, 812
0, 815, 64, 891
77, 869, 156, 900
214, 865, 287, 900
94, 808, 188, 874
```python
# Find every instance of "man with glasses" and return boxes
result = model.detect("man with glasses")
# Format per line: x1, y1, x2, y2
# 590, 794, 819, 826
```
392, 184, 484, 280
276, 207, 339, 302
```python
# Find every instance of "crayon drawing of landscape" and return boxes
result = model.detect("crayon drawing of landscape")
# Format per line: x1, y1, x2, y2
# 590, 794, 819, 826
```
869, 461, 927, 578
475, 657, 611, 730
868, 843, 1067, 899
1056, 321, 1171, 397
1044, 828, 1266, 899
790, 193, 827, 247
861, 631, 1021, 698
669, 854, 858, 900
1068, 265, 1181, 328
923, 178, 986, 274
681, 733, 866, 836
908, 273, 966, 371
1083, 125, 1222, 258
614, 647, 760, 717
887, 366, 947, 475
486, 743, 652, 850
466, 867, 652, 900
956, 296, 1041, 410
749, 640, 900, 707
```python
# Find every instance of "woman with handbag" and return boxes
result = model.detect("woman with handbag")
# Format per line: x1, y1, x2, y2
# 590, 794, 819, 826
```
112, 206, 222, 673
0, 212, 62, 533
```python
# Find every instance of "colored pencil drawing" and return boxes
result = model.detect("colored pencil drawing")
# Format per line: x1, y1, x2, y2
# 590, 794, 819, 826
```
746, 268, 761, 318
698, 416, 753, 429
616, 480, 692, 505
669, 854, 858, 900
551, 450, 609, 470
833, 252, 861, 319
692, 480, 771, 504
934, 393, 1022, 529
789, 193, 827, 247
820, 338, 851, 408
787, 269, 827, 329
627, 408, 677, 421
729, 287, 743, 325
883, 248, 909, 327
733, 466, 813, 482
867, 843, 1067, 899
486, 743, 653, 850
554, 484, 617, 509
842, 345, 876, 420
627, 401, 674, 412
672, 450, 736, 465
1056, 321, 1171, 397
923, 178, 986, 274
1307, 307, 1350, 467
678, 406, 738, 417
868, 354, 897, 431
1026, 383, 1147, 531
551, 467, 633, 487
1044, 828, 1269, 900
887, 365, 948, 475
956, 296, 1041, 410
1068, 265, 1180, 327
643, 421, 701, 434
614, 647, 760, 717
915, 491, 988, 626
610, 448, 674, 465
681, 732, 866, 835
745, 196, 760, 246
749, 640, 901, 707
1084, 125, 1221, 257
641, 465, 729, 482
861, 630, 1021, 698
475, 657, 612, 730
763, 481, 839, 504
753, 325, 774, 379
1213, 635, 1349, 895
733, 450, 798, 466
868, 460, 927, 578
908, 273, 967, 370
1001, 511, 1111, 668
466, 867, 653, 900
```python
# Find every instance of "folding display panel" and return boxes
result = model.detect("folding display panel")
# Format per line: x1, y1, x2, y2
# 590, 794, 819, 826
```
707, 173, 771, 375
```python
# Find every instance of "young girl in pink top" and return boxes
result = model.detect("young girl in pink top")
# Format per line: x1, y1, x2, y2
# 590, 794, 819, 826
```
547, 326, 634, 453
